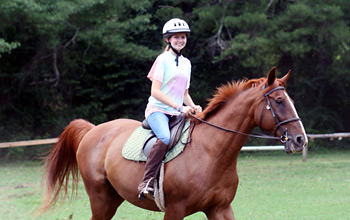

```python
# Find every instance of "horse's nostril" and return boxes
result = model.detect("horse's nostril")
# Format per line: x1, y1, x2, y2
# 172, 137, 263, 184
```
295, 135, 304, 145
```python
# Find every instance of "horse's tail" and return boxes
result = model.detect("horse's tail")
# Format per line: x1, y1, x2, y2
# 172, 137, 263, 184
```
40, 119, 95, 212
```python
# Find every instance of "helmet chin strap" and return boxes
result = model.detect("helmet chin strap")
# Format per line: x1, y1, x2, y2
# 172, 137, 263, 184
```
168, 42, 182, 66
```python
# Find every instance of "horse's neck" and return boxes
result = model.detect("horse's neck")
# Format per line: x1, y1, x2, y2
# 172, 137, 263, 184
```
198, 90, 257, 168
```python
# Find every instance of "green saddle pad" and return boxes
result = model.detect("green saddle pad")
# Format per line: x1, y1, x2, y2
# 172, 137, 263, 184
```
122, 120, 191, 163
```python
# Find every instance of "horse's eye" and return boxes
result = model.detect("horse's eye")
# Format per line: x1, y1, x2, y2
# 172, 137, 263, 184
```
275, 98, 284, 104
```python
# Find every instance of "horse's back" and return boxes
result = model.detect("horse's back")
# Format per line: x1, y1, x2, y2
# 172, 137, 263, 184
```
78, 118, 140, 152
77, 118, 141, 181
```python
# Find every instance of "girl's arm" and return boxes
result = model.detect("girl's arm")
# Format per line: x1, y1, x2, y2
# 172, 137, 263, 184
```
151, 81, 201, 114
184, 89, 202, 113
183, 89, 196, 107
151, 79, 179, 110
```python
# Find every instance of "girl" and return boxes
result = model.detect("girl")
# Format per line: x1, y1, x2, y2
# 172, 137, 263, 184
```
138, 18, 202, 200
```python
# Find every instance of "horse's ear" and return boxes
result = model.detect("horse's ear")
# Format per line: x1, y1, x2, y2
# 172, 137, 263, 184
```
279, 69, 291, 86
267, 67, 276, 86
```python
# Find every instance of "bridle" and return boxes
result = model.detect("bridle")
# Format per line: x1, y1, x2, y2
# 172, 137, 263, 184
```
190, 86, 300, 143
259, 86, 301, 143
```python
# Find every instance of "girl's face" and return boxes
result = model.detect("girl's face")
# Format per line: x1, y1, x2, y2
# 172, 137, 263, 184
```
167, 33, 187, 52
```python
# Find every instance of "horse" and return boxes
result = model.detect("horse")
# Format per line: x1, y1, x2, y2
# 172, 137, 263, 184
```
41, 67, 308, 220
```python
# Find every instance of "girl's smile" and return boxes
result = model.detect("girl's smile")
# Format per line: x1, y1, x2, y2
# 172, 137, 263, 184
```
168, 33, 187, 53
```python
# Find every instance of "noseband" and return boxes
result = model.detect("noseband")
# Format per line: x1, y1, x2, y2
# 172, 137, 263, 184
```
190, 86, 300, 143
259, 86, 301, 143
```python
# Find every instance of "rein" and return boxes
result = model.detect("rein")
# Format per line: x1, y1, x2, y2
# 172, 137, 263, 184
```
189, 114, 280, 140
189, 86, 300, 143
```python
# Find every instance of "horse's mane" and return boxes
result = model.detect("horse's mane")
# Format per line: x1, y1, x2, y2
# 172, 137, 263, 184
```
197, 77, 266, 120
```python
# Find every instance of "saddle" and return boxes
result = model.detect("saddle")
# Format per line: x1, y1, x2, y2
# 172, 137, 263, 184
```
141, 114, 187, 157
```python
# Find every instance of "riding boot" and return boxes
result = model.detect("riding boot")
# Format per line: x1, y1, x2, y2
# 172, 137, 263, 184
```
138, 139, 168, 200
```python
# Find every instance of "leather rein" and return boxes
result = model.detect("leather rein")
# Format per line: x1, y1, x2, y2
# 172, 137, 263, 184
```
190, 86, 301, 143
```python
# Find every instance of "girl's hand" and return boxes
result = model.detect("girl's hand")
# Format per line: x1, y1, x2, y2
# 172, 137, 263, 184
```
179, 105, 202, 116
181, 106, 194, 116
193, 105, 202, 113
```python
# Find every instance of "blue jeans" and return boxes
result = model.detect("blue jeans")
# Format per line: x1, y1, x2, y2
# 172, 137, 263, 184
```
146, 112, 170, 145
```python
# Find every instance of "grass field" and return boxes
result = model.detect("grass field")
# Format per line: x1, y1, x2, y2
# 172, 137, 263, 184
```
1, 149, 350, 220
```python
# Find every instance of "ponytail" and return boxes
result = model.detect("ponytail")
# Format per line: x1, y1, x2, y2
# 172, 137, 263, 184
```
164, 44, 170, 52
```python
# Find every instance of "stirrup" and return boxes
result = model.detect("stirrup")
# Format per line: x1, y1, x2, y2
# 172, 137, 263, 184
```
138, 178, 155, 200
138, 188, 154, 200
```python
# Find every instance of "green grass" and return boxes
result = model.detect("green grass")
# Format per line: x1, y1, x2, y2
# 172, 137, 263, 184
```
1, 149, 350, 220
234, 150, 350, 220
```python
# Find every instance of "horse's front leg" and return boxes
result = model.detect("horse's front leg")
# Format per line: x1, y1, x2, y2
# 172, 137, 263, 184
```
205, 205, 236, 220
163, 203, 186, 220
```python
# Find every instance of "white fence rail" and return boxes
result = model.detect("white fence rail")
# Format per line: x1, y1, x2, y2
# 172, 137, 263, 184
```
241, 145, 284, 151
307, 133, 350, 140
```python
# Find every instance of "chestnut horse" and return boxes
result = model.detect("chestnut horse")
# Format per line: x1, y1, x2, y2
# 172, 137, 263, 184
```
41, 67, 308, 220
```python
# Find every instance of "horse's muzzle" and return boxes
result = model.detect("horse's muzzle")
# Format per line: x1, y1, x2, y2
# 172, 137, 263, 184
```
284, 134, 307, 154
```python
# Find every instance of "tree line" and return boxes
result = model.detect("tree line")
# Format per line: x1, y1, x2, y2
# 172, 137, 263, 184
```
0, 0, 349, 143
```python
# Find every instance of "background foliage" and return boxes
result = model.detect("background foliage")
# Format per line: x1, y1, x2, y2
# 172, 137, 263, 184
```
1, 0, 349, 145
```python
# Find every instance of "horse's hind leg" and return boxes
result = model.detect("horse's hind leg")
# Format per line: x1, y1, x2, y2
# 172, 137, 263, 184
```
85, 179, 124, 220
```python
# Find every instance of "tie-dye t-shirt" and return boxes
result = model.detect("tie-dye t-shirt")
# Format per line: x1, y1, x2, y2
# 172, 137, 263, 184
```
145, 51, 191, 118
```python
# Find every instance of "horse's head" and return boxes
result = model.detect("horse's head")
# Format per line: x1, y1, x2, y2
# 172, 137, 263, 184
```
254, 67, 308, 154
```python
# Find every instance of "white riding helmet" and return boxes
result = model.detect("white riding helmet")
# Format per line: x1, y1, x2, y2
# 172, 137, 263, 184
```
162, 18, 190, 38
